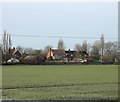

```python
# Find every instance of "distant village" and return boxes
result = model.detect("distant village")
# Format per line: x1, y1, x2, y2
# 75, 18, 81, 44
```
0, 31, 119, 65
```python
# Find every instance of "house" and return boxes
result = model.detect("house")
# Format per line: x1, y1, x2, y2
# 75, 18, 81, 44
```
2, 47, 22, 64
46, 48, 89, 62
46, 49, 65, 60
65, 49, 89, 62
73, 50, 89, 62
65, 49, 76, 60
6, 47, 22, 57
75, 50, 88, 58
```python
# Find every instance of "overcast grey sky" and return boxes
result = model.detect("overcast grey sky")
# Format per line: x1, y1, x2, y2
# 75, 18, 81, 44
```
1, 2, 118, 49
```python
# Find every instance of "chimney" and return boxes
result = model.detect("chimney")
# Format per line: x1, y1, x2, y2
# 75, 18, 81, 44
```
69, 49, 70, 53
49, 48, 52, 57
13, 47, 15, 50
49, 48, 52, 51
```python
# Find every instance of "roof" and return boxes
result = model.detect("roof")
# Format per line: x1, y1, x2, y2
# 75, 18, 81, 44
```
65, 50, 88, 56
65, 50, 76, 53
7, 49, 15, 54
51, 49, 65, 55
24, 56, 37, 60
6, 49, 22, 55
79, 51, 88, 55
24, 55, 44, 60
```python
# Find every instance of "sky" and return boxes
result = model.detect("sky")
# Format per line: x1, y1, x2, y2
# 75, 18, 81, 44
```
0, 2, 118, 49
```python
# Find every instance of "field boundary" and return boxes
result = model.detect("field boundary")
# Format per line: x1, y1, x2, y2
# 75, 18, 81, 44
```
1, 62, 118, 66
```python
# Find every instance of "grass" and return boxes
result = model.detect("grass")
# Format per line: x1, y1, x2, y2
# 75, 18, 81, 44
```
2, 65, 118, 100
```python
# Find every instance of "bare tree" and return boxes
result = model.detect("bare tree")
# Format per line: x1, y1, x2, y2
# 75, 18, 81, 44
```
81, 40, 87, 52
100, 34, 105, 60
58, 39, 65, 50
9, 34, 12, 50
24, 48, 34, 55
90, 40, 101, 56
0, 42, 3, 51
3, 30, 6, 52
0, 42, 2, 64
89, 40, 101, 61
5, 33, 8, 51
16, 46, 24, 54
104, 41, 118, 62
74, 44, 81, 51
2, 30, 12, 52
87, 43, 91, 55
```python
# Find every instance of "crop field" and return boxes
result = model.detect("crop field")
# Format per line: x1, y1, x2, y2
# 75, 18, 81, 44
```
2, 65, 118, 100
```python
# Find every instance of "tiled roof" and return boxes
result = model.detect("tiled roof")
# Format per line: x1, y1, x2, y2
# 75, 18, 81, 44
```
51, 50, 65, 54
65, 51, 76, 53
7, 49, 16, 54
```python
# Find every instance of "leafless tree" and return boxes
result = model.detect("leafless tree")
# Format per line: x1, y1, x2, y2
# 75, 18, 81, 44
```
16, 46, 34, 55
2, 30, 12, 52
90, 40, 101, 56
3, 30, 6, 52
9, 34, 12, 50
58, 39, 65, 50
104, 41, 118, 61
74, 44, 81, 51
16, 46, 25, 54
87, 43, 91, 55
24, 48, 34, 55
0, 42, 2, 64
81, 40, 87, 52
100, 34, 105, 60
0, 42, 3, 51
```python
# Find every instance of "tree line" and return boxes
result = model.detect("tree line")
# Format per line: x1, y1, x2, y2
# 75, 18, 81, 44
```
15, 34, 118, 63
0, 31, 118, 63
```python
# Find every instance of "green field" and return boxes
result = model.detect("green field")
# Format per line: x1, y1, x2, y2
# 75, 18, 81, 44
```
2, 65, 118, 100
